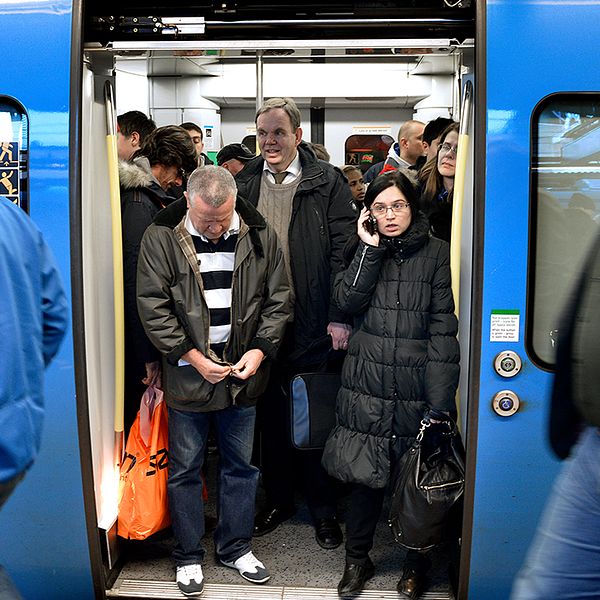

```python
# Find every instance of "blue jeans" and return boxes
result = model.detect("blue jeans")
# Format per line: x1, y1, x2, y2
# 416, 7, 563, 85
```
167, 404, 259, 566
511, 427, 600, 599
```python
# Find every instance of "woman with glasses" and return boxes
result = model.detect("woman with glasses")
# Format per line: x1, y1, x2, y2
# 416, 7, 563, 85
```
322, 170, 460, 600
420, 122, 459, 242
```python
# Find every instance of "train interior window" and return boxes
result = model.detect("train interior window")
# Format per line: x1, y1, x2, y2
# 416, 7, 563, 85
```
0, 97, 28, 211
529, 95, 600, 368
344, 133, 394, 171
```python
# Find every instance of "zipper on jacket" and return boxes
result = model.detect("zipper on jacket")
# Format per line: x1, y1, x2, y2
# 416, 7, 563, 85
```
352, 245, 369, 287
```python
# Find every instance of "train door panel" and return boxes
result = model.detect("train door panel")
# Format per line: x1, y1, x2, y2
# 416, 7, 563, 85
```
466, 2, 600, 598
0, 4, 96, 599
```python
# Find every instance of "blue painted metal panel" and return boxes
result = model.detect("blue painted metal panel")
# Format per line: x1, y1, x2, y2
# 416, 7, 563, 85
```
469, 2, 600, 597
0, 3, 95, 599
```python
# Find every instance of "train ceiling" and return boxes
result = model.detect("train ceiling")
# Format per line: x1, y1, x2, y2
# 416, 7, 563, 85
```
84, 0, 475, 46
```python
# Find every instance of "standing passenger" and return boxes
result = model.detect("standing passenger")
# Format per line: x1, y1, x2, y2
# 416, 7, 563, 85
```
420, 123, 459, 243
342, 165, 366, 206
116, 110, 156, 161
363, 120, 426, 183
421, 117, 455, 162
136, 166, 290, 596
0, 198, 69, 599
181, 122, 214, 167
235, 97, 356, 548
322, 171, 460, 599
511, 231, 600, 599
216, 143, 255, 176
120, 125, 197, 433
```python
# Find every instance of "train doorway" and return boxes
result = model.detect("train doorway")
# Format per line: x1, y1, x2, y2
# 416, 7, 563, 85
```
76, 3, 476, 599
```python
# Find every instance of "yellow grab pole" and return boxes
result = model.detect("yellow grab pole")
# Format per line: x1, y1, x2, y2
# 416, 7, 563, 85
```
450, 80, 473, 320
104, 81, 125, 464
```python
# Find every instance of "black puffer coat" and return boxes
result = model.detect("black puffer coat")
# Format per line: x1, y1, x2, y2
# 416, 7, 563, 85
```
322, 213, 460, 489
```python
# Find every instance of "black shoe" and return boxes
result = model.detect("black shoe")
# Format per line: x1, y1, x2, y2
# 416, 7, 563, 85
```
397, 567, 426, 600
337, 560, 375, 596
315, 517, 343, 549
253, 506, 295, 537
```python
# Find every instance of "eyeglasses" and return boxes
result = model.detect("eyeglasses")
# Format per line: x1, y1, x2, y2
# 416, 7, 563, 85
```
439, 142, 458, 156
371, 202, 410, 217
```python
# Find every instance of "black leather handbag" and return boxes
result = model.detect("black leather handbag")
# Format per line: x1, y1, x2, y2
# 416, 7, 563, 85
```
388, 410, 465, 550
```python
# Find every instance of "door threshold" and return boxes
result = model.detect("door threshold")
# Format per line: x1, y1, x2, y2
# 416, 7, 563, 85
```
107, 579, 452, 599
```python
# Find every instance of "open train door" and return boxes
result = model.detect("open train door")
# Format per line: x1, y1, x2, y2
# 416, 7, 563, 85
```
461, 1, 600, 598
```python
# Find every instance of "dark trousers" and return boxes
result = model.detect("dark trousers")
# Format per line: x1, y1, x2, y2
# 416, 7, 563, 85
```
345, 482, 430, 571
256, 349, 338, 522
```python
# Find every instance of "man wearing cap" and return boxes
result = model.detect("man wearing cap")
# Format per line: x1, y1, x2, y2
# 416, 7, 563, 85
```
217, 143, 255, 176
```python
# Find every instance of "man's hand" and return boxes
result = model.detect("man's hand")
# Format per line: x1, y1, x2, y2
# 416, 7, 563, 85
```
327, 322, 352, 350
230, 349, 265, 380
182, 349, 231, 384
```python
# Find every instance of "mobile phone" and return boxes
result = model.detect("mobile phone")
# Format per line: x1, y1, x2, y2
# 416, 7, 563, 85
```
364, 215, 378, 235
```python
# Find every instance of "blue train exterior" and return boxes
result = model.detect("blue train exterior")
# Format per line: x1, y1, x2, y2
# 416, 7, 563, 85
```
0, 1, 596, 598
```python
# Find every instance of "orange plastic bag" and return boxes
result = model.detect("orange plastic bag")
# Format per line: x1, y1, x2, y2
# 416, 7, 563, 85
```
118, 371, 170, 540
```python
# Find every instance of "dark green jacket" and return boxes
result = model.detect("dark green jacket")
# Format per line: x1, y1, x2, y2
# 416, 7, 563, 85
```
136, 196, 290, 411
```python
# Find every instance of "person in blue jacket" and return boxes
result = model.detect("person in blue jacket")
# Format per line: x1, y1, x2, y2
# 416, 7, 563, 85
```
0, 198, 68, 598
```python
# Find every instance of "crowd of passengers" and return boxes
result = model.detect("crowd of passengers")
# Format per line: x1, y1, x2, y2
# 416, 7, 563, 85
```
117, 99, 460, 599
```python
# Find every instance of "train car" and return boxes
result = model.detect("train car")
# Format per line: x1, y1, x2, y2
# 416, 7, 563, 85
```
1, 1, 599, 598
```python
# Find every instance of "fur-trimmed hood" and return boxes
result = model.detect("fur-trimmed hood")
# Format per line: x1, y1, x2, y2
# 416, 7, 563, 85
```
119, 157, 159, 191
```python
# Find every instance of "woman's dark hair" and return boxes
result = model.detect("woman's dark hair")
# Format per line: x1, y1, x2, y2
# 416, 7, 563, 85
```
136, 125, 198, 174
364, 169, 421, 216
422, 122, 460, 205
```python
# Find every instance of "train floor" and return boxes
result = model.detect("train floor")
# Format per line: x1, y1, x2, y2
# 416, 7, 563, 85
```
109, 453, 456, 600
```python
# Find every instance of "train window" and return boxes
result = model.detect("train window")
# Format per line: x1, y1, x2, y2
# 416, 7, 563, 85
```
529, 94, 600, 369
0, 96, 28, 212
344, 134, 394, 172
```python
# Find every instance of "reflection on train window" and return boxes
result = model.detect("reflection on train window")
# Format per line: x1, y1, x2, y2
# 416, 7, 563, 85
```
530, 95, 600, 368
0, 96, 28, 212
344, 134, 394, 172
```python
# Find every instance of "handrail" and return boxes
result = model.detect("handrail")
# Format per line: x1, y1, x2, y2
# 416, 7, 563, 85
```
451, 79, 473, 320
104, 80, 125, 464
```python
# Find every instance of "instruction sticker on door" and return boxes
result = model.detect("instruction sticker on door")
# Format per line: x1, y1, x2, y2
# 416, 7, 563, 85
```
490, 309, 520, 342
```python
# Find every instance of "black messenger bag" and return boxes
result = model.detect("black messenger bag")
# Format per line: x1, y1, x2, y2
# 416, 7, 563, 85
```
288, 336, 343, 451
290, 370, 341, 450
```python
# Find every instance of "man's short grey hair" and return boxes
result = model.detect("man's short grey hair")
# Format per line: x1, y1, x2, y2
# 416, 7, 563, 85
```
187, 165, 237, 208
256, 97, 302, 131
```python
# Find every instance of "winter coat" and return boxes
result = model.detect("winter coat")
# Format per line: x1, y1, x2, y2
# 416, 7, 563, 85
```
0, 198, 68, 483
422, 187, 452, 243
322, 213, 460, 489
235, 141, 356, 365
136, 196, 290, 411
120, 158, 174, 365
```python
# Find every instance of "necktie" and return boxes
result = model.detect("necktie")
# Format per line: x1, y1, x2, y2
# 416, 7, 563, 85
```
272, 171, 288, 184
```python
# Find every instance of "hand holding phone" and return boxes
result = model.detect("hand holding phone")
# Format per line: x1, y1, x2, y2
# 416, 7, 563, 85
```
358, 207, 380, 245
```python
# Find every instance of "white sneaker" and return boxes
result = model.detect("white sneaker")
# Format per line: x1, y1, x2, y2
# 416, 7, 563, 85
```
221, 550, 270, 584
176, 563, 204, 596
